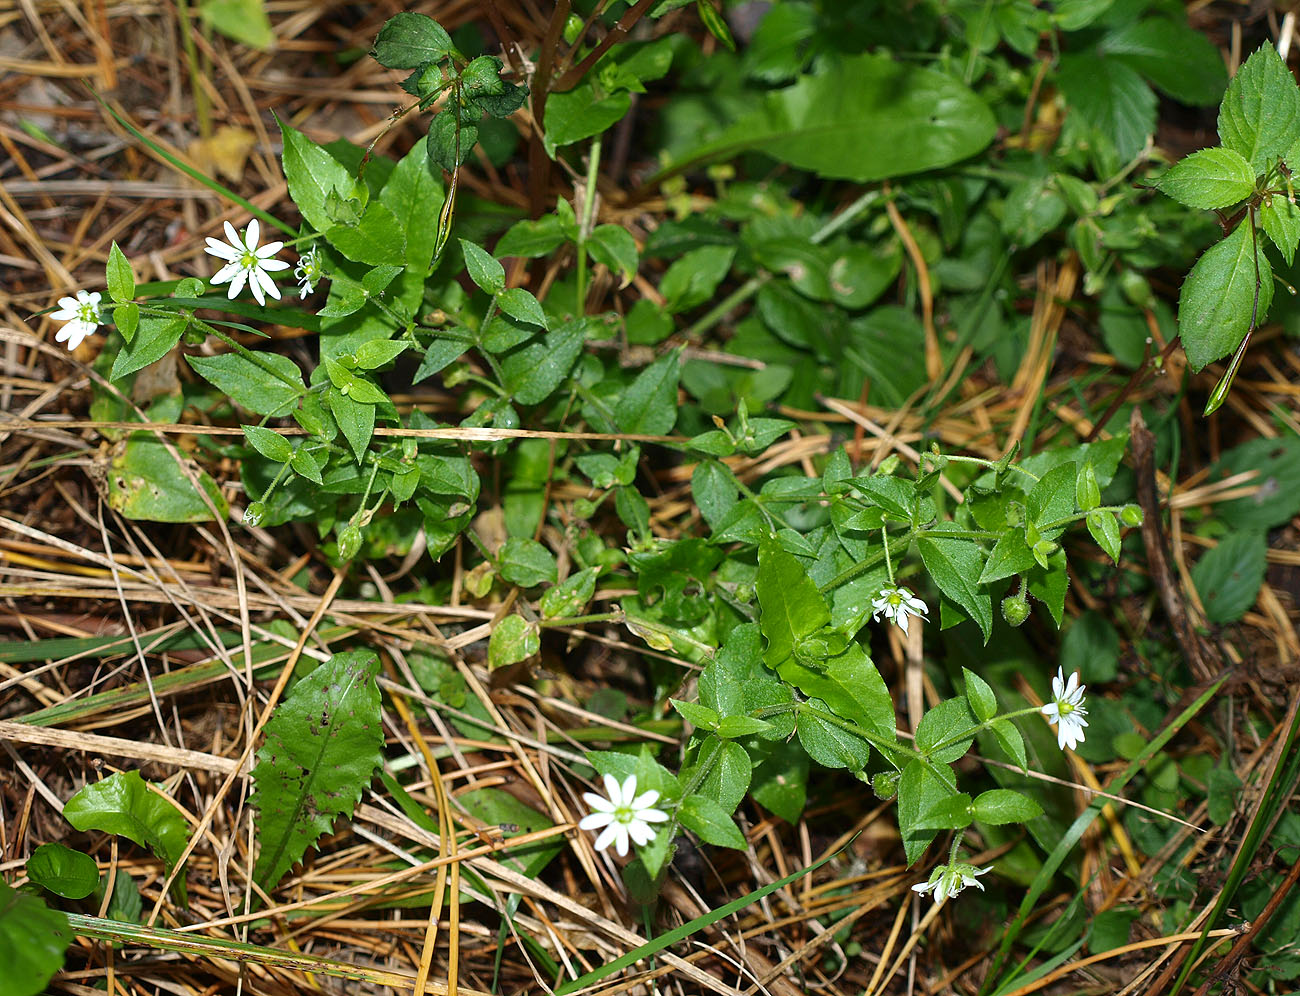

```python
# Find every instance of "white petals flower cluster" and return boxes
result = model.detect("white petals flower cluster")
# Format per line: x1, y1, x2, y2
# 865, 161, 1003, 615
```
205, 219, 291, 305
579, 774, 668, 857
1042, 667, 1088, 751
294, 245, 324, 299
911, 861, 992, 906
50, 290, 103, 351
871, 585, 929, 635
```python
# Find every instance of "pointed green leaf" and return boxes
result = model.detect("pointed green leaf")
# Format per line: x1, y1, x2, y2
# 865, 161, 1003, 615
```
106, 242, 135, 303
1154, 147, 1256, 210
757, 537, 830, 667
371, 12, 455, 69
1178, 220, 1273, 371
1260, 195, 1300, 266
64, 770, 190, 885
614, 348, 681, 435
0, 879, 70, 994
1217, 44, 1300, 173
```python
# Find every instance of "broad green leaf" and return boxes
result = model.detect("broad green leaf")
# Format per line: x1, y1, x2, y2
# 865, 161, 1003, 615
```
488, 614, 540, 668
1154, 147, 1256, 210
428, 112, 478, 174
353, 337, 408, 370
963, 668, 997, 723
64, 770, 190, 887
749, 740, 808, 823
663, 53, 996, 182
1086, 509, 1122, 563
716, 715, 773, 739
414, 335, 469, 382
0, 879, 70, 996
198, 0, 273, 49
615, 348, 681, 435
26, 843, 98, 900
106, 242, 134, 303
1002, 174, 1067, 248
778, 643, 896, 744
1051, 0, 1114, 29
1028, 461, 1078, 534
495, 214, 569, 258
679, 793, 747, 849
460, 239, 505, 295
1217, 44, 1300, 173
972, 789, 1043, 825
915, 697, 977, 764
692, 737, 750, 812
660, 245, 736, 313
496, 287, 548, 328
242, 425, 293, 464
371, 12, 455, 69
457, 787, 560, 878
587, 225, 639, 285
279, 119, 352, 236
326, 202, 407, 266
1101, 17, 1227, 106
480, 313, 535, 353
250, 651, 384, 889
796, 701, 871, 771
917, 526, 993, 642
1260, 195, 1300, 266
186, 351, 305, 416
1056, 54, 1156, 161
290, 447, 324, 486
544, 83, 632, 153
671, 698, 720, 730
326, 386, 376, 461
498, 537, 558, 587
979, 530, 1036, 584
540, 567, 599, 619
915, 793, 974, 830
691, 460, 738, 529
113, 302, 139, 341
500, 319, 586, 405
1191, 530, 1267, 623
896, 758, 956, 864
379, 137, 443, 274
107, 434, 229, 523
990, 719, 1028, 771
1177, 220, 1273, 371
110, 315, 186, 381
756, 537, 830, 667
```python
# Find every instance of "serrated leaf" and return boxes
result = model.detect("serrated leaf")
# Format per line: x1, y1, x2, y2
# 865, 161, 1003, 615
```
1101, 17, 1227, 106
1260, 195, 1300, 266
0, 879, 70, 995
488, 614, 540, 668
1217, 44, 1300, 173
106, 242, 134, 303
1178, 220, 1273, 371
1154, 147, 1256, 210
250, 651, 384, 889
615, 348, 681, 435
242, 425, 293, 464
64, 770, 190, 892
371, 12, 455, 69
26, 843, 98, 900
460, 238, 505, 295
679, 793, 747, 849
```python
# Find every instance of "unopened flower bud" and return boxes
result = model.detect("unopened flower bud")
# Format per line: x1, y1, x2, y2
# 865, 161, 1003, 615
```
337, 524, 363, 561
1119, 504, 1144, 527
1001, 593, 1031, 627
242, 501, 266, 527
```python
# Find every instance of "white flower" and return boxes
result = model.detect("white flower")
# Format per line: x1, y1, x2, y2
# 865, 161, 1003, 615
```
911, 861, 992, 906
49, 290, 103, 350
204, 218, 290, 306
294, 245, 324, 299
1041, 667, 1088, 751
578, 773, 669, 858
871, 585, 929, 636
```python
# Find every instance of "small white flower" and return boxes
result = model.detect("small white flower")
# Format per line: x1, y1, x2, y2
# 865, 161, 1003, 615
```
1041, 667, 1089, 751
204, 218, 290, 306
49, 289, 103, 351
871, 585, 929, 636
294, 245, 324, 299
578, 773, 669, 858
911, 861, 992, 906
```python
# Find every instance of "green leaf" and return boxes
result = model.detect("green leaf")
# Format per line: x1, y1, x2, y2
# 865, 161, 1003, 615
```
278, 119, 353, 236
664, 53, 996, 183
915, 697, 977, 764
691, 460, 738, 529
587, 225, 639, 286
778, 643, 896, 744
113, 302, 139, 341
186, 351, 305, 417
757, 537, 830, 667
107, 433, 229, 523
963, 668, 997, 723
1101, 17, 1227, 106
989, 719, 1028, 771
427, 112, 478, 174
198, 0, 273, 49
0, 879, 70, 996
972, 788, 1043, 825
290, 447, 324, 486
1260, 195, 1300, 266
1086, 509, 1122, 563
250, 651, 384, 889
917, 527, 993, 642
541, 567, 599, 619
1217, 44, 1300, 174
242, 425, 293, 464
414, 336, 469, 382
372, 12, 455, 68
500, 319, 586, 405
671, 698, 720, 730
106, 242, 135, 303
26, 843, 98, 900
678, 794, 747, 849
716, 715, 773, 739
326, 202, 407, 267
379, 137, 444, 274
495, 214, 570, 258
498, 537, 558, 587
796, 702, 871, 771
326, 387, 376, 461
110, 315, 187, 381
1028, 461, 1078, 534
915, 793, 974, 830
1056, 54, 1157, 161
544, 83, 632, 153
488, 613, 540, 668
496, 287, 548, 328
1002, 174, 1067, 247
1154, 147, 1256, 210
615, 349, 681, 435
353, 337, 408, 370
459, 239, 505, 295
64, 770, 190, 886
896, 758, 956, 864
1191, 530, 1267, 623
1177, 220, 1273, 371
692, 737, 750, 812
660, 245, 736, 313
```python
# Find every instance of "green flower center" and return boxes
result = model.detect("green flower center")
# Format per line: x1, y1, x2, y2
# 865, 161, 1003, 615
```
239, 248, 259, 268
1058, 701, 1074, 717
887, 592, 903, 608
77, 303, 97, 322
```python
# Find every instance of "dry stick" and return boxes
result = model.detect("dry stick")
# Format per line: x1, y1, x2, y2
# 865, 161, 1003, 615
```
526, 0, 570, 217
1129, 407, 1217, 683
551, 0, 660, 92
145, 567, 346, 926
882, 182, 940, 381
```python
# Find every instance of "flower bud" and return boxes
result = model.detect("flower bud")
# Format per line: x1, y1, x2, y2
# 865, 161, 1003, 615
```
573, 498, 596, 519
562, 12, 584, 45
1119, 504, 1144, 527
337, 524, 363, 561
242, 501, 266, 527
1076, 463, 1101, 512
871, 771, 900, 801
1001, 593, 1031, 627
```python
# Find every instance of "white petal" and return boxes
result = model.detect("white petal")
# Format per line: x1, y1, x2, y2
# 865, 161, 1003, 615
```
245, 218, 260, 249
249, 270, 267, 306
1041, 702, 1060, 721
619, 775, 638, 808
205, 238, 240, 261
601, 773, 621, 803
84, 291, 102, 307
593, 822, 620, 853
626, 819, 655, 846
637, 807, 669, 824
257, 239, 284, 257
911, 881, 932, 894
896, 611, 910, 636
223, 220, 242, 248
255, 266, 282, 301
225, 270, 248, 300
579, 811, 615, 831
211, 261, 242, 286
50, 306, 78, 321
631, 788, 660, 810
56, 295, 79, 311
582, 792, 616, 813
258, 257, 291, 272
611, 823, 631, 857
